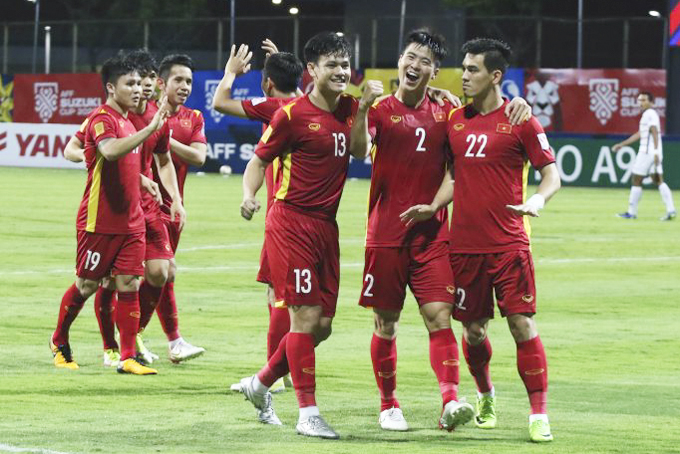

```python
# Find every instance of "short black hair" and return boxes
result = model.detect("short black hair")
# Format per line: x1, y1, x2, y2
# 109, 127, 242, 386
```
159, 54, 195, 81
403, 29, 448, 67
303, 32, 352, 64
263, 52, 304, 93
126, 49, 158, 77
461, 38, 512, 75
640, 91, 654, 102
101, 53, 137, 92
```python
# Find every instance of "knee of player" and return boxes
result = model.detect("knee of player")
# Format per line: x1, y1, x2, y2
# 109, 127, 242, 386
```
145, 264, 169, 287
464, 323, 488, 345
374, 315, 398, 338
507, 314, 536, 342
115, 274, 141, 292
76, 278, 99, 298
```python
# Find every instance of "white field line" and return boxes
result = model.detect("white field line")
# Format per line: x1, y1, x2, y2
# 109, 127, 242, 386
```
1, 255, 679, 277
0, 443, 72, 454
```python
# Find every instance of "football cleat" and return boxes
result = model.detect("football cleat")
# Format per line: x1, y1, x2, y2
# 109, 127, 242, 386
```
474, 395, 497, 429
660, 211, 676, 221
136, 332, 159, 364
296, 415, 340, 439
169, 338, 205, 363
257, 394, 282, 425
379, 407, 409, 431
529, 419, 553, 442
103, 348, 121, 367
117, 358, 158, 375
439, 399, 474, 432
617, 212, 637, 219
239, 376, 281, 424
50, 338, 79, 370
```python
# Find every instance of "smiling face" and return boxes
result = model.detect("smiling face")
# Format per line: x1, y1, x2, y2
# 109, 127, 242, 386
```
461, 52, 500, 99
160, 64, 193, 107
107, 71, 142, 110
398, 43, 438, 93
307, 53, 351, 95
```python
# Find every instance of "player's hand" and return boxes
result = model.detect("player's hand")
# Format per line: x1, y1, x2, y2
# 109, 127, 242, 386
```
505, 203, 540, 217
399, 204, 437, 227
171, 199, 187, 231
140, 174, 162, 205
226, 44, 253, 76
360, 80, 384, 110
240, 197, 260, 220
611, 143, 623, 152
505, 97, 532, 125
262, 39, 279, 59
426, 87, 461, 107
148, 96, 170, 132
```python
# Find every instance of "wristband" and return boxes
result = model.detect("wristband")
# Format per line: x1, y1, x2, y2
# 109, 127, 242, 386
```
526, 194, 545, 211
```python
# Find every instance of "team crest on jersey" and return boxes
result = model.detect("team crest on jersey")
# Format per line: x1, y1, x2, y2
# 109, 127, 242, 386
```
522, 294, 534, 303
180, 119, 192, 128
308, 123, 321, 131
446, 285, 455, 294
453, 123, 465, 131
390, 115, 402, 123
497, 123, 512, 134
433, 111, 446, 122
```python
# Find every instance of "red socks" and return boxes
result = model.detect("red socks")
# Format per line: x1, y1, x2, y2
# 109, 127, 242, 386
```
138, 280, 163, 331
257, 333, 290, 387
517, 336, 548, 414
157, 282, 180, 341
287, 333, 316, 408
53, 284, 86, 345
429, 328, 459, 406
267, 307, 290, 360
116, 291, 140, 360
94, 287, 118, 350
371, 334, 399, 411
462, 336, 494, 393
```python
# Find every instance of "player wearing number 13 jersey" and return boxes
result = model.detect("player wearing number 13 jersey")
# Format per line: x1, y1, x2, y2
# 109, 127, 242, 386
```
444, 39, 560, 442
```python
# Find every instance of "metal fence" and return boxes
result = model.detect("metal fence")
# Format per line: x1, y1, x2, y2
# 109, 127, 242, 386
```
1, 15, 669, 74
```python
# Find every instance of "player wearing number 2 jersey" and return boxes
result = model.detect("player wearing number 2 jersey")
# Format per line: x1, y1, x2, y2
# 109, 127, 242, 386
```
405, 38, 561, 442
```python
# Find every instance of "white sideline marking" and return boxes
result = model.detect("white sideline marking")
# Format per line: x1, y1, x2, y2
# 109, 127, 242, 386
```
0, 443, 72, 454
2, 256, 679, 277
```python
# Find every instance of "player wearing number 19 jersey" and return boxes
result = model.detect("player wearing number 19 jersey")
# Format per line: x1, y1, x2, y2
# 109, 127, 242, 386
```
446, 38, 560, 442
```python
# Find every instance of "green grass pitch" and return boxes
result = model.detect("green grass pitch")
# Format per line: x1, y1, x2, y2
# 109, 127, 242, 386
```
0, 167, 679, 453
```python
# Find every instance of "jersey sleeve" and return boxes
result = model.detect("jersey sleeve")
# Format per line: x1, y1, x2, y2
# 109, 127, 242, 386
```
75, 117, 89, 143
242, 97, 281, 123
367, 104, 381, 140
190, 110, 207, 144
518, 116, 556, 169
89, 113, 118, 146
254, 108, 294, 163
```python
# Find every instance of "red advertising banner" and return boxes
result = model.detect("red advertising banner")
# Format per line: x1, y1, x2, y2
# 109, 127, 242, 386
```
524, 69, 666, 134
13, 73, 104, 124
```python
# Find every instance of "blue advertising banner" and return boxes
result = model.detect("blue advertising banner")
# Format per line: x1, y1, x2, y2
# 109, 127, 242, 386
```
501, 68, 524, 100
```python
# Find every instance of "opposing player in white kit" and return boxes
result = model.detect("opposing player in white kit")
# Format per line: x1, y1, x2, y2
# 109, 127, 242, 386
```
613, 92, 676, 221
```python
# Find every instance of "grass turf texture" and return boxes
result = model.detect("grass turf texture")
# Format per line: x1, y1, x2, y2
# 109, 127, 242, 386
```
1, 167, 679, 454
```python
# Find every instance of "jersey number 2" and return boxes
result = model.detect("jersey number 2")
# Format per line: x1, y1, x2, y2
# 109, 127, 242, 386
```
415, 127, 427, 152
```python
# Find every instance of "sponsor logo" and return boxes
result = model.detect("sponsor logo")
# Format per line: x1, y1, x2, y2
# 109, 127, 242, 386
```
378, 371, 396, 378
525, 79, 560, 129
180, 119, 192, 129
0, 131, 6, 151
251, 97, 267, 106
442, 359, 459, 366
302, 367, 315, 375
525, 368, 545, 376
165, 244, 171, 251
390, 115, 402, 123
501, 79, 521, 100
589, 78, 619, 126
453, 123, 465, 131
204, 79, 226, 123
433, 111, 446, 122
537, 133, 550, 151
130, 311, 141, 319
497, 123, 512, 134
308, 123, 321, 131
446, 285, 456, 294
118, 119, 125, 128
34, 82, 59, 123
522, 294, 535, 303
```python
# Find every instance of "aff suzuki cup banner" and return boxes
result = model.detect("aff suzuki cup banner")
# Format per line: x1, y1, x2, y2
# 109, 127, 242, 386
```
13, 73, 105, 124
524, 69, 666, 134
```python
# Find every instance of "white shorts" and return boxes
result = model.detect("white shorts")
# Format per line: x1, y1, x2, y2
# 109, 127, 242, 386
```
632, 152, 663, 176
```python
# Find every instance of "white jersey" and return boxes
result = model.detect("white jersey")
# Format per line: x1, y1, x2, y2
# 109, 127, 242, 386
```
639, 108, 662, 157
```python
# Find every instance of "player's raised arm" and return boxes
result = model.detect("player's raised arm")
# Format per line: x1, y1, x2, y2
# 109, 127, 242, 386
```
212, 44, 253, 117
63, 135, 85, 163
350, 80, 383, 159
399, 165, 454, 226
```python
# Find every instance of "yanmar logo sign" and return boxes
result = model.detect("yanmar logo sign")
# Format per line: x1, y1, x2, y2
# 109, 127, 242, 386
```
0, 123, 84, 169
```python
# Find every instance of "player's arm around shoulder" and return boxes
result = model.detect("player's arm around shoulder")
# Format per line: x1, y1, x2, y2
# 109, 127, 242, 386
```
350, 80, 384, 159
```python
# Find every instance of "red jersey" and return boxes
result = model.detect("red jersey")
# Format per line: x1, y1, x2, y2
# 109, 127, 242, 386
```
242, 96, 296, 212
158, 106, 207, 214
366, 95, 452, 247
255, 94, 358, 220
447, 101, 555, 253
76, 104, 145, 235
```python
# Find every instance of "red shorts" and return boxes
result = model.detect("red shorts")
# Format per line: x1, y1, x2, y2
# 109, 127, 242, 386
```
256, 240, 272, 285
163, 216, 182, 253
265, 203, 339, 318
76, 230, 145, 281
359, 242, 455, 311
145, 216, 174, 261
449, 250, 537, 322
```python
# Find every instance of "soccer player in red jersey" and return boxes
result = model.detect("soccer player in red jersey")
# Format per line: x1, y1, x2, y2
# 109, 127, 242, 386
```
212, 40, 304, 393
149, 54, 208, 363
402, 38, 561, 442
50, 55, 168, 375
238, 32, 363, 439
351, 29, 532, 432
